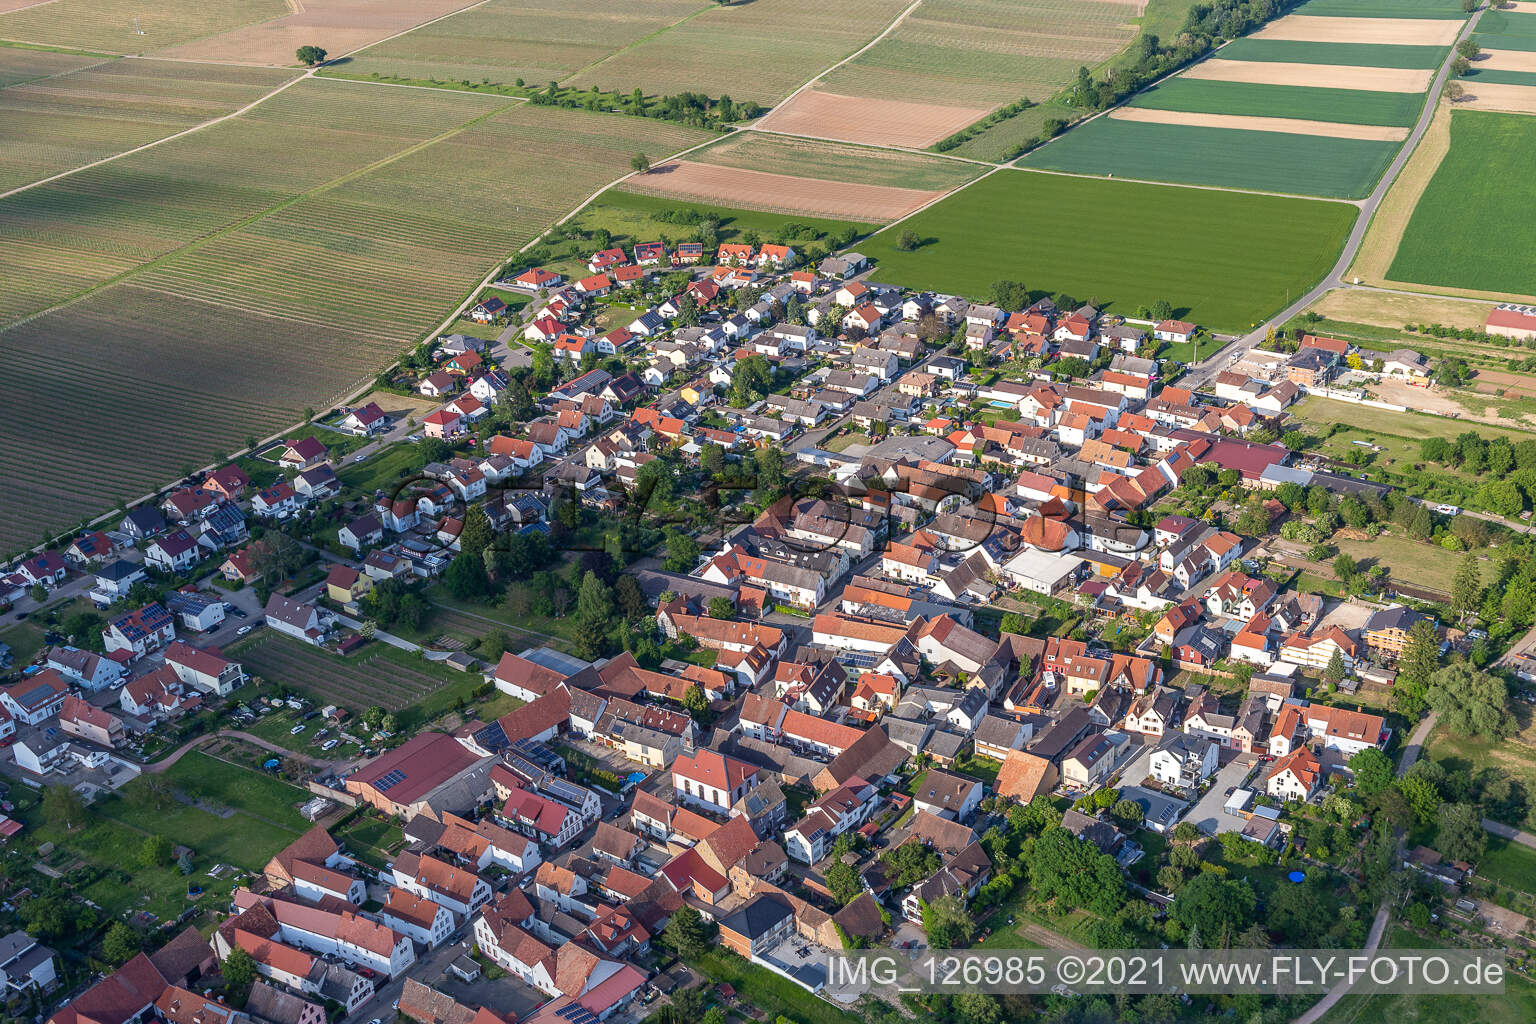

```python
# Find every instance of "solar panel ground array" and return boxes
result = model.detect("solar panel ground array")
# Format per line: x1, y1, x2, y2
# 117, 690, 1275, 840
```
0, 58, 295, 190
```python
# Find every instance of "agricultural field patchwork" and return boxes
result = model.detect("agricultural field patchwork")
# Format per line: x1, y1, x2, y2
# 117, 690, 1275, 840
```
0, 0, 288, 53
687, 134, 981, 193
621, 161, 952, 223
1386, 108, 1536, 296
0, 83, 711, 553
857, 170, 1356, 332
1019, 0, 1466, 197
562, 0, 912, 103
0, 58, 295, 190
336, 0, 709, 86
155, 0, 487, 65
766, 0, 1140, 149
0, 45, 104, 86
1019, 116, 1399, 198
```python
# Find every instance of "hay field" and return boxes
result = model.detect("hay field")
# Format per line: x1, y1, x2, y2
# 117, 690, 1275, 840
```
0, 59, 294, 189
1019, 116, 1398, 198
1387, 109, 1536, 295
158, 0, 483, 65
780, 0, 1137, 144
858, 170, 1356, 332
561, 0, 912, 102
1129, 78, 1425, 126
338, 0, 707, 86
0, 0, 287, 53
620, 161, 949, 222
1249, 15, 1463, 45
0, 80, 507, 326
757, 91, 989, 149
1179, 58, 1432, 92
1462, 79, 1536, 113
687, 133, 981, 191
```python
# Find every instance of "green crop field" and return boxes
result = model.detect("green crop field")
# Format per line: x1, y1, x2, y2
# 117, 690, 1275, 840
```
0, 58, 294, 189
1296, 0, 1467, 15
338, 0, 709, 88
688, 134, 981, 192
562, 0, 911, 101
1018, 116, 1398, 198
817, 0, 1137, 110
0, 0, 287, 54
1130, 78, 1424, 126
1465, 67, 1536, 86
858, 170, 1356, 331
1216, 38, 1449, 67
1387, 109, 1536, 295
1477, 9, 1536, 52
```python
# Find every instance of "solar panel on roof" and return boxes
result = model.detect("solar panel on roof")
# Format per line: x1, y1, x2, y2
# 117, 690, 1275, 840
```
375, 768, 408, 792
556, 1004, 598, 1024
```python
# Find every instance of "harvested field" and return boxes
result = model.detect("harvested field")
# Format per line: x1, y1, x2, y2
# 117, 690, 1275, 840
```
1217, 38, 1449, 68
0, 59, 295, 190
563, 0, 911, 102
1108, 106, 1410, 141
859, 170, 1356, 332
1251, 15, 1463, 46
757, 91, 990, 149
1182, 58, 1433, 93
1309, 288, 1493, 332
337, 0, 706, 86
622, 160, 946, 222
1388, 109, 1536, 296
815, 0, 1137, 113
1130, 78, 1424, 126
160, 0, 495, 65
1463, 79, 1536, 112
0, 0, 287, 53
689, 132, 982, 191
1479, 48, 1536, 72
0, 0, 60, 11
1019, 116, 1397, 198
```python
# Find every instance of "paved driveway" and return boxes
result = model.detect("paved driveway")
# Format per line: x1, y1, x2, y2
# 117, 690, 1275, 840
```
1184, 754, 1259, 835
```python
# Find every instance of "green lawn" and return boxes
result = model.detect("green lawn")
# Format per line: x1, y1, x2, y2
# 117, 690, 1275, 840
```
1428, 727, 1536, 832
1292, 394, 1536, 445
1131, 78, 1424, 126
1388, 110, 1536, 296
1476, 835, 1536, 894
336, 440, 433, 494
859, 171, 1356, 331
688, 949, 861, 1024
1019, 117, 1400, 199
1217, 39, 1450, 68
1317, 926, 1536, 1024
1331, 529, 1487, 595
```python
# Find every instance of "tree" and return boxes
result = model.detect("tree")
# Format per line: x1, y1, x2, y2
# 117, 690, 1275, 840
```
140, 834, 173, 868
1169, 874, 1256, 947
1452, 552, 1483, 618
1111, 798, 1144, 829
1397, 773, 1440, 826
222, 946, 257, 988
699, 442, 725, 477
896, 229, 921, 252
825, 859, 862, 905
1348, 747, 1394, 798
663, 530, 701, 572
1333, 552, 1357, 581
1395, 618, 1440, 717
295, 45, 327, 66
1452, 55, 1472, 76
1436, 801, 1487, 863
630, 152, 650, 173
614, 575, 648, 621
661, 904, 713, 958
1266, 881, 1329, 946
43, 785, 87, 831
443, 549, 491, 599
102, 922, 141, 965
1027, 826, 1125, 916
681, 684, 708, 718
1429, 662, 1515, 738
707, 596, 735, 619
729, 354, 774, 405
920, 894, 975, 947
988, 280, 1030, 311
1323, 648, 1346, 685
953, 993, 1002, 1024
1445, 80, 1466, 102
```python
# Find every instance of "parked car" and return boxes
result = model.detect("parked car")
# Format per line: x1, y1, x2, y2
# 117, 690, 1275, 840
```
236, 625, 252, 636
290, 725, 305, 735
